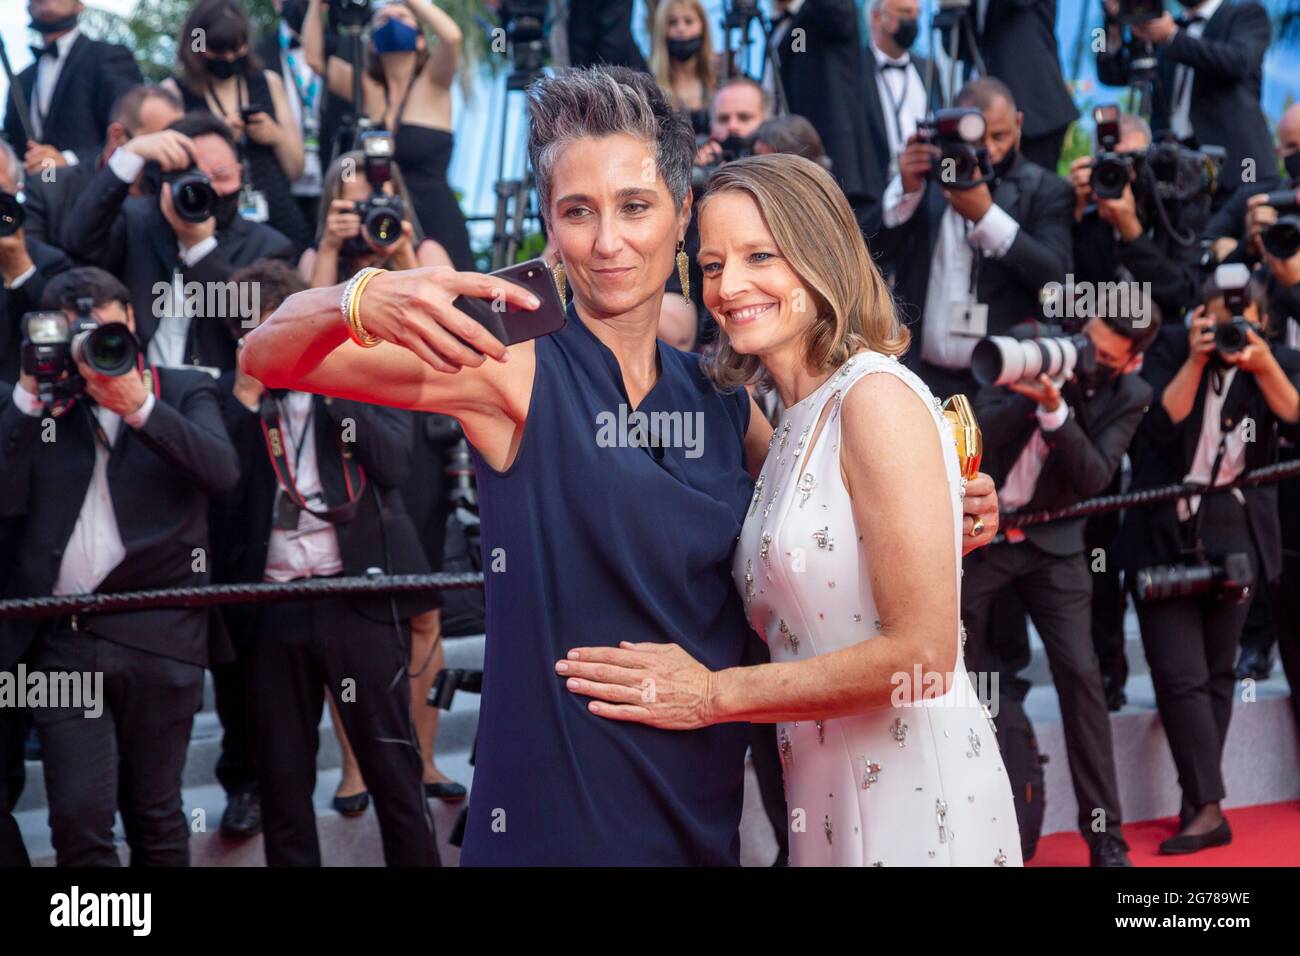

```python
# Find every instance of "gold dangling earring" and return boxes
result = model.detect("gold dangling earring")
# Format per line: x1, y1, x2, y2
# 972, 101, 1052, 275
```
676, 240, 690, 304
551, 259, 567, 309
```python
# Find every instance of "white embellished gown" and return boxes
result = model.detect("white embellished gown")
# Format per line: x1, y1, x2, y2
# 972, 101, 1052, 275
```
732, 351, 1023, 867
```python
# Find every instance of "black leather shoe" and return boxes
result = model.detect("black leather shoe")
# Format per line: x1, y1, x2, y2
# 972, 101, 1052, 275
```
1159, 819, 1232, 855
1235, 647, 1273, 682
332, 791, 370, 816
424, 781, 467, 802
1090, 836, 1132, 867
220, 792, 262, 839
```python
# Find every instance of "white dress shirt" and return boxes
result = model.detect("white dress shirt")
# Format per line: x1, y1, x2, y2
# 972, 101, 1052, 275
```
871, 41, 928, 176
262, 390, 343, 583
12, 378, 155, 595
1179, 364, 1247, 520
32, 27, 82, 164
1170, 0, 1223, 142
999, 401, 1070, 511
883, 173, 1021, 369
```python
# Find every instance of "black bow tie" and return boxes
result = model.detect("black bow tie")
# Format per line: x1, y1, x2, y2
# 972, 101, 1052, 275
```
881, 61, 908, 70
30, 44, 58, 61
1176, 14, 1205, 26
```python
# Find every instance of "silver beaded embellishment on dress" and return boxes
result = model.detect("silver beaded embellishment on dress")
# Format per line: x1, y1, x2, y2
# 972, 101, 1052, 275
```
852, 613, 862, 622
764, 485, 780, 518
778, 421, 791, 450
824, 816, 833, 844
968, 728, 981, 758
861, 758, 882, 790
759, 532, 772, 562
816, 720, 825, 744
994, 849, 1007, 866
744, 560, 754, 606
958, 475, 967, 500
812, 526, 834, 551
797, 472, 816, 507
960, 621, 968, 650
936, 799, 952, 844
792, 424, 811, 459
779, 727, 792, 766
768, 426, 779, 451
778, 619, 800, 654
749, 474, 765, 516
890, 717, 908, 748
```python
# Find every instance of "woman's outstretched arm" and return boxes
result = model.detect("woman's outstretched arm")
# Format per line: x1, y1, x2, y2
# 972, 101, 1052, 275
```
560, 372, 962, 728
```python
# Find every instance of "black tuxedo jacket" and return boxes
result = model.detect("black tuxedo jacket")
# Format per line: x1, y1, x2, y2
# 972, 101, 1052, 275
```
776, 0, 882, 232
21, 156, 95, 253
58, 164, 296, 371
1097, 1, 1277, 200
975, 372, 1152, 556
963, 0, 1078, 140
0, 368, 240, 669
875, 154, 1075, 363
1118, 344, 1300, 581
2, 34, 141, 154
861, 49, 941, 202
0, 236, 72, 383
214, 378, 435, 623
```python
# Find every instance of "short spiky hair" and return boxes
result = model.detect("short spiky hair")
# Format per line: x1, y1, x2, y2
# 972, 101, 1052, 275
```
526, 65, 695, 217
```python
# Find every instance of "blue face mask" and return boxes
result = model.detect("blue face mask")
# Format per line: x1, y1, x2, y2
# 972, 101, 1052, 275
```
372, 18, 420, 55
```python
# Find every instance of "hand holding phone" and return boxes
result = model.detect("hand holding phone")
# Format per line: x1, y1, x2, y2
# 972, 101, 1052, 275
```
451, 258, 567, 347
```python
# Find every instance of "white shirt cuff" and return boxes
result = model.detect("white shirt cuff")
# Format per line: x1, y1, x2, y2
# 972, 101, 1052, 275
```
180, 236, 218, 266
12, 380, 44, 417
123, 391, 156, 429
1037, 401, 1069, 432
60, 150, 79, 167
968, 203, 1020, 258
4, 264, 36, 290
107, 146, 146, 183
882, 174, 923, 228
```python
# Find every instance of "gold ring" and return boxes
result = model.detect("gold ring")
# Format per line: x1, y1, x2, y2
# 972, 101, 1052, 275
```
969, 517, 986, 538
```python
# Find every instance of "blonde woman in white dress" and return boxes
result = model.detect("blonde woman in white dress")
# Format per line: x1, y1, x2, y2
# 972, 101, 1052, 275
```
561, 153, 1023, 866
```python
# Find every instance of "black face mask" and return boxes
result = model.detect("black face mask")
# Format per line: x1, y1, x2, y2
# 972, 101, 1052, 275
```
280, 0, 308, 35
213, 189, 241, 229
1285, 151, 1300, 185
892, 17, 919, 51
991, 147, 1018, 180
666, 37, 703, 62
718, 132, 757, 162
30, 12, 78, 35
205, 56, 246, 80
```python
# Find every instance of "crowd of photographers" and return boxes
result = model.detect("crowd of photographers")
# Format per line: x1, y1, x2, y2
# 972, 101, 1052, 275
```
0, 0, 1299, 868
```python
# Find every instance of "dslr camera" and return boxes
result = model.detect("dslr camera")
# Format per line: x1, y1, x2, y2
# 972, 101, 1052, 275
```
20, 297, 140, 405
1255, 187, 1300, 261
971, 322, 1098, 388
1090, 105, 1221, 206
916, 108, 993, 191
1211, 262, 1255, 355
0, 190, 26, 237
1134, 552, 1253, 603
691, 132, 757, 190
140, 160, 218, 224
351, 130, 406, 249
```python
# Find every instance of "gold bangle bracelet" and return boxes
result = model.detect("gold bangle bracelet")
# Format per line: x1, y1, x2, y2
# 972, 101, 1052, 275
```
346, 267, 384, 348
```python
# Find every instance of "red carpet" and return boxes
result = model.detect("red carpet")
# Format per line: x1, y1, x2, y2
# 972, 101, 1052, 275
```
1026, 801, 1300, 866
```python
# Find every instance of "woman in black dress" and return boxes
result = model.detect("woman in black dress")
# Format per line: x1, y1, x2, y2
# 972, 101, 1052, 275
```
303, 0, 475, 271
165, 0, 313, 252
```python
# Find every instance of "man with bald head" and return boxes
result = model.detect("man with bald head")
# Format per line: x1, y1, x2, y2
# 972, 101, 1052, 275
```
1207, 103, 1300, 265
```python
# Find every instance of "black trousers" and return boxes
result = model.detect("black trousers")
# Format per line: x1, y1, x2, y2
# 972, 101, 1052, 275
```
962, 541, 1126, 844
1086, 510, 1129, 697
566, 0, 647, 71
31, 628, 203, 866
213, 605, 258, 797
0, 703, 30, 866
1276, 552, 1300, 726
247, 594, 439, 867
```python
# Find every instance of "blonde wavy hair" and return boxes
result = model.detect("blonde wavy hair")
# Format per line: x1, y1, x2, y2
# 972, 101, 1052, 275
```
700, 153, 908, 390
649, 0, 717, 110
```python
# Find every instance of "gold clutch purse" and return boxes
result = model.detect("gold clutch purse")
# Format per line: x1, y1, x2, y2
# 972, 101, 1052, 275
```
942, 394, 983, 481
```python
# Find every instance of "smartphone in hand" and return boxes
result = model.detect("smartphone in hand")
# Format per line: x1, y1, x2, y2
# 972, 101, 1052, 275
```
452, 258, 567, 347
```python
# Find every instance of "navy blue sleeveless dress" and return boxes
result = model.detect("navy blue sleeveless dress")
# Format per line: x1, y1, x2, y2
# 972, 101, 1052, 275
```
461, 304, 755, 865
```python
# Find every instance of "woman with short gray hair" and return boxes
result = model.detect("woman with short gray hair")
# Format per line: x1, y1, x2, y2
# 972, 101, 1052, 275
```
241, 65, 1000, 865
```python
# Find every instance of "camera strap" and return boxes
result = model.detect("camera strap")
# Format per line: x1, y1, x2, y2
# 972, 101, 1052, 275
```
381, 72, 420, 137
258, 396, 367, 524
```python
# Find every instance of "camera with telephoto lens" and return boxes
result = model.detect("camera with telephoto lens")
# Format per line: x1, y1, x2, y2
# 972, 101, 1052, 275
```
1210, 262, 1255, 355
328, 0, 371, 28
19, 298, 140, 404
1134, 552, 1253, 603
352, 130, 405, 248
971, 322, 1097, 388
1091, 104, 1135, 201
0, 190, 26, 237
498, 0, 548, 87
1115, 0, 1164, 23
1256, 188, 1300, 261
138, 158, 217, 223
916, 108, 993, 191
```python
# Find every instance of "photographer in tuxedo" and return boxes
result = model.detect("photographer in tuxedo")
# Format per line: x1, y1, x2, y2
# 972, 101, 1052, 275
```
1207, 103, 1300, 267
875, 77, 1075, 398
0, 140, 72, 383
963, 309, 1158, 866
217, 261, 438, 867
0, 266, 239, 865
59, 112, 295, 374
20, 85, 183, 255
961, 0, 1078, 171
1118, 266, 1300, 854
1097, 0, 1276, 210
2, 0, 143, 174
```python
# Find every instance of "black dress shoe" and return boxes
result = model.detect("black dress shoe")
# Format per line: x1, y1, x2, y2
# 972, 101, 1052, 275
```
1159, 819, 1232, 855
1235, 647, 1274, 682
220, 792, 262, 839
1090, 836, 1133, 867
332, 791, 370, 816
424, 781, 467, 802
